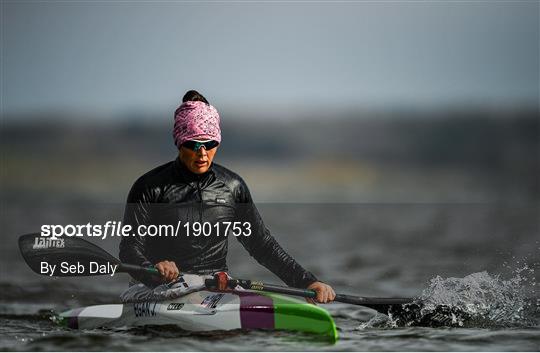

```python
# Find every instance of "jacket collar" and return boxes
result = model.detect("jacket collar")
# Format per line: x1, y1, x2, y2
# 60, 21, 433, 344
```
174, 157, 214, 185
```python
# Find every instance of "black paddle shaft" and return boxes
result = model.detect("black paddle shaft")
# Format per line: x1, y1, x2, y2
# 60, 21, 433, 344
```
205, 277, 413, 314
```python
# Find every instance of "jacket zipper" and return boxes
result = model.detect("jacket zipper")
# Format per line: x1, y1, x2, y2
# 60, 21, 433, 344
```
196, 180, 203, 221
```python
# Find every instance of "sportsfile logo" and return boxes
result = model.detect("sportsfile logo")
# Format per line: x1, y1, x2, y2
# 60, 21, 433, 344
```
32, 237, 65, 249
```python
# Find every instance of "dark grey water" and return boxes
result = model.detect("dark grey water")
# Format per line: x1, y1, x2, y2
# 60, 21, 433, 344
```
1, 202, 538, 351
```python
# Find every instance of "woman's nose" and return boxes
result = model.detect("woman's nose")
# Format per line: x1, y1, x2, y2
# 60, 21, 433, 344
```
197, 147, 208, 156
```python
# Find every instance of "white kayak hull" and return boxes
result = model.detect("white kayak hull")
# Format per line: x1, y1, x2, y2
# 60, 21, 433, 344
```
59, 290, 338, 342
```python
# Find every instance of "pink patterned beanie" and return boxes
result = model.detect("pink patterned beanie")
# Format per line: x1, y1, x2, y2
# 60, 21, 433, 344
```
173, 101, 221, 148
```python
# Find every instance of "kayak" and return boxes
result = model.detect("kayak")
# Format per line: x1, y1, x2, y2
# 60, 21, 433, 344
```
18, 233, 410, 341
58, 289, 338, 342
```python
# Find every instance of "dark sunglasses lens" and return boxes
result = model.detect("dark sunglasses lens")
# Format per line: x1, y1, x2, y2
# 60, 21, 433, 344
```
182, 141, 197, 150
205, 141, 219, 150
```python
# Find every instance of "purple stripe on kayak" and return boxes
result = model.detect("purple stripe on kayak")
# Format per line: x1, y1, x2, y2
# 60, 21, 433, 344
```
237, 292, 274, 329
67, 307, 84, 329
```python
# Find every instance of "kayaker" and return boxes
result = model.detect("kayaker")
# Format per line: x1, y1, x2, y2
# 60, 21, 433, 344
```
119, 90, 336, 303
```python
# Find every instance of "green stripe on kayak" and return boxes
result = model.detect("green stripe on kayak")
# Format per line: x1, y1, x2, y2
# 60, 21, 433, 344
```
262, 292, 338, 343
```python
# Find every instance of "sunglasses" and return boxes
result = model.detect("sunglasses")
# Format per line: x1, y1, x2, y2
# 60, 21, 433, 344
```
182, 140, 219, 151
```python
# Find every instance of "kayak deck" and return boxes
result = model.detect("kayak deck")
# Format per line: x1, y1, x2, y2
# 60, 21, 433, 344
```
58, 290, 338, 342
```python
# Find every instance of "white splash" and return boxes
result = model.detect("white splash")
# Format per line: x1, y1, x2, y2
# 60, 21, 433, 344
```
419, 269, 536, 327
357, 267, 538, 329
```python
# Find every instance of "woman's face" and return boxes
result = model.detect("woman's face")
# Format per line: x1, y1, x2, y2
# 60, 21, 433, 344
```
179, 144, 218, 174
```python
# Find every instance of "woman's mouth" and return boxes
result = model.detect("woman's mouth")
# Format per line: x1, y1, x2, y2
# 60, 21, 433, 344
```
195, 161, 207, 167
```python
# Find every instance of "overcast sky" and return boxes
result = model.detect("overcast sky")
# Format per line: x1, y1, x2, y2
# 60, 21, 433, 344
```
2, 1, 538, 118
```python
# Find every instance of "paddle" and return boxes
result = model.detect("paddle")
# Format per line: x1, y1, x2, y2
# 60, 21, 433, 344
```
18, 233, 159, 277
204, 277, 413, 314
18, 233, 412, 314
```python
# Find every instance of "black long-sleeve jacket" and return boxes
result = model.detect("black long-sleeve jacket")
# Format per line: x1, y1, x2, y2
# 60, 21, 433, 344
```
119, 158, 317, 288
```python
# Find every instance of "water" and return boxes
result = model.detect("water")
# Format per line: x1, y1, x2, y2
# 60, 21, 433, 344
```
1, 202, 539, 351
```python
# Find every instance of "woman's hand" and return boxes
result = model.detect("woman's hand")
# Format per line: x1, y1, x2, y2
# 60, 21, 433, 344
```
307, 281, 336, 304
155, 260, 180, 282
